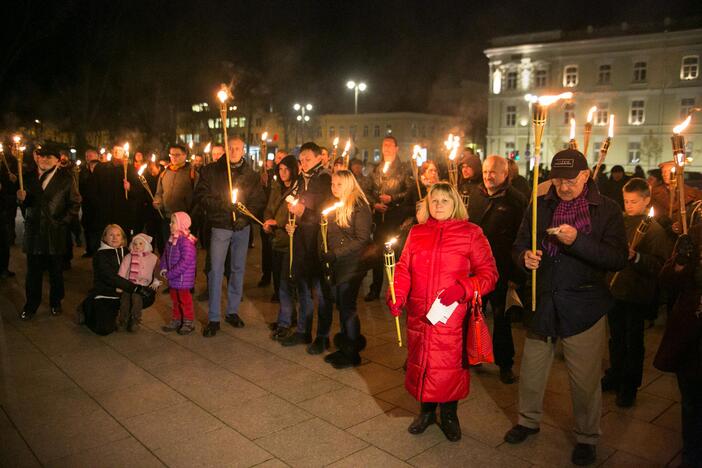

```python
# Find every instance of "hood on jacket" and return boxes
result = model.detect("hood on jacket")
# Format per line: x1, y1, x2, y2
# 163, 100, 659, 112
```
129, 233, 154, 253
459, 152, 482, 183
169, 211, 197, 244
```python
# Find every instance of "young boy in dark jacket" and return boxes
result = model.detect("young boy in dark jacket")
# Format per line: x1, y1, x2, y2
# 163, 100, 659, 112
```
603, 178, 669, 407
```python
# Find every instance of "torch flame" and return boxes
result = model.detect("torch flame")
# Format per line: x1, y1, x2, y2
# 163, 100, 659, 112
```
151, 154, 156, 163
100, 147, 106, 155
333, 137, 339, 147
261, 132, 268, 141
19, 146, 26, 152
76, 160, 82, 166
382, 161, 390, 174
290, 198, 299, 207
231, 189, 238, 204
204, 142, 211, 153
322, 202, 342, 216
343, 139, 351, 153
671, 166, 676, 174
385, 237, 398, 248
587, 106, 597, 123
570, 118, 576, 140
124, 142, 129, 153
107, 153, 112, 161
188, 141, 193, 150
674, 115, 692, 134
12, 135, 21, 144
648, 207, 655, 218
412, 145, 421, 159
537, 92, 573, 106
0, 143, 3, 152
138, 165, 147, 176
608, 115, 615, 138
217, 85, 229, 103
444, 133, 454, 150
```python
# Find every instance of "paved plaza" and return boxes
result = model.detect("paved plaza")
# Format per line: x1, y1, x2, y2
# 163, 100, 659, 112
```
0, 241, 684, 467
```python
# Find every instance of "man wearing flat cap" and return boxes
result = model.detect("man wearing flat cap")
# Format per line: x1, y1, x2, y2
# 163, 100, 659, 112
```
16, 144, 80, 320
504, 149, 628, 466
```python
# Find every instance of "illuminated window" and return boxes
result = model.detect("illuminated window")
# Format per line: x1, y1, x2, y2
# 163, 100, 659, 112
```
597, 64, 611, 84
595, 103, 609, 126
505, 141, 515, 157
239, 117, 246, 128
492, 69, 502, 94
628, 142, 641, 164
506, 71, 518, 90
563, 103, 575, 124
563, 65, 578, 87
505, 106, 517, 127
681, 56, 699, 80
534, 69, 547, 88
629, 100, 645, 125
208, 119, 215, 129
633, 62, 647, 82
681, 98, 696, 119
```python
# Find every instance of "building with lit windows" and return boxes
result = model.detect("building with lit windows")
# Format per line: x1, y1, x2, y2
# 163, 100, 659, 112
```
484, 24, 702, 171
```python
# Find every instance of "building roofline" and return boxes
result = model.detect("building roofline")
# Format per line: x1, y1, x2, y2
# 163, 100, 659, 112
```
317, 112, 458, 119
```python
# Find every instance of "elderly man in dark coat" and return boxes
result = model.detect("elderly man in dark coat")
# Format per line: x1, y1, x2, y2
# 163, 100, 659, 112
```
504, 149, 628, 466
17, 144, 80, 319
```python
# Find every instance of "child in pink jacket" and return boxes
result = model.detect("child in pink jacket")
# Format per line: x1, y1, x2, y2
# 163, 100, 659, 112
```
118, 233, 160, 331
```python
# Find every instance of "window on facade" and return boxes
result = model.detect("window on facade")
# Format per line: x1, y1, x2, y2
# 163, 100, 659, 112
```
592, 141, 602, 161
595, 103, 609, 126
563, 65, 578, 87
563, 103, 576, 124
685, 142, 694, 159
350, 125, 357, 137
681, 98, 696, 119
681, 56, 700, 80
629, 100, 645, 125
363, 125, 369, 137
339, 126, 345, 136
373, 125, 380, 137
329, 126, 335, 137
373, 149, 381, 161
239, 117, 246, 128
534, 69, 547, 88
505, 141, 515, 158
430, 126, 435, 137
628, 142, 642, 164
215, 118, 221, 129
505, 106, 517, 127
597, 64, 611, 84
255, 118, 262, 127
411, 124, 417, 137
506, 71, 518, 90
208, 119, 215, 129
420, 126, 426, 138
386, 124, 392, 134
633, 62, 647, 82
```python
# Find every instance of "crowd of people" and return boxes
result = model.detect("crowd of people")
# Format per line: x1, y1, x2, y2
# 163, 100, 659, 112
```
1, 135, 701, 467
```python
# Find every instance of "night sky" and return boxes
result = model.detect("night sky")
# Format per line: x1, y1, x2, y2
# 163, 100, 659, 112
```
2, 0, 700, 134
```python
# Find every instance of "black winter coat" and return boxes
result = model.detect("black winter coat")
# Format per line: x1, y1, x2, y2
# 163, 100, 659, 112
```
325, 201, 373, 284
292, 163, 333, 279
78, 161, 103, 231
194, 157, 266, 231
469, 183, 527, 287
369, 158, 413, 227
92, 161, 145, 235
90, 245, 139, 297
513, 180, 628, 337
22, 166, 80, 256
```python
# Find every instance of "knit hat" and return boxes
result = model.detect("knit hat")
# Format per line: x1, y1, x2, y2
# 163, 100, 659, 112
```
169, 212, 197, 245
130, 233, 153, 253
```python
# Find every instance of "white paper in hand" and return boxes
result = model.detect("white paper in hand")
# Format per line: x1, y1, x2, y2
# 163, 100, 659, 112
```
426, 295, 459, 325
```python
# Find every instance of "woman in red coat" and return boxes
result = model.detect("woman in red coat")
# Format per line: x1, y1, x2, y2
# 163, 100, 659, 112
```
388, 182, 498, 441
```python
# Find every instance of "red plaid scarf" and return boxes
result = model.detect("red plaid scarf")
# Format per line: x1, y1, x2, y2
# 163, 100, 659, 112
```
543, 184, 591, 256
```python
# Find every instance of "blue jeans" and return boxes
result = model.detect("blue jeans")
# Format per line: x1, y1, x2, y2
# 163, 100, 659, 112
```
208, 226, 250, 322
273, 249, 295, 328
295, 276, 332, 337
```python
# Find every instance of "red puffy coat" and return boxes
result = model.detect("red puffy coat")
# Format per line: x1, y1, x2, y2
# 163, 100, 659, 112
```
393, 218, 498, 403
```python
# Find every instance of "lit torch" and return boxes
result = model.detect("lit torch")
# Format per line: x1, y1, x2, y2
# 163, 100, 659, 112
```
218, 84, 237, 223
320, 202, 342, 283
0, 143, 14, 181
12, 135, 24, 192
529, 92, 573, 312
341, 139, 352, 169
260, 132, 269, 186
672, 116, 692, 234
380, 161, 391, 223
331, 137, 340, 165
610, 207, 655, 287
411, 145, 422, 199
384, 237, 402, 347
122, 142, 130, 200
568, 118, 578, 150
448, 136, 460, 187
287, 197, 298, 278
583, 106, 597, 157
593, 115, 614, 181
137, 164, 164, 219
203, 142, 211, 164
236, 194, 265, 227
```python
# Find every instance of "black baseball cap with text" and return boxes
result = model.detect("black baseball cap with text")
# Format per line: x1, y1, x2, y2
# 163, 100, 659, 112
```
549, 149, 589, 179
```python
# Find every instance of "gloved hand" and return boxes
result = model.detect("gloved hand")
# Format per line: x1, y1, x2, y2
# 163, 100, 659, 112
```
438, 282, 466, 306
386, 290, 405, 317
320, 251, 336, 263
674, 234, 695, 266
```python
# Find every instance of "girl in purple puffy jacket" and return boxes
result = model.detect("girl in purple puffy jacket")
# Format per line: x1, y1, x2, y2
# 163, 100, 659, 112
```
160, 212, 197, 334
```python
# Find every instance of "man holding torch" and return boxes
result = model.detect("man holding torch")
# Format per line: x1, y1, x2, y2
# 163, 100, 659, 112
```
195, 136, 266, 337
505, 149, 627, 466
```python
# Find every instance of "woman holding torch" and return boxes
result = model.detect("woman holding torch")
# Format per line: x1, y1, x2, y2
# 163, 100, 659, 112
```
388, 182, 498, 442
320, 170, 372, 368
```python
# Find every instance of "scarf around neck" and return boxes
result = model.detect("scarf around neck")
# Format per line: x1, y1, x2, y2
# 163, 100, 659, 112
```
543, 183, 592, 256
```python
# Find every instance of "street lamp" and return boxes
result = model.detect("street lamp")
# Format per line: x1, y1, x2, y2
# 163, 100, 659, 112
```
346, 80, 367, 114
293, 103, 313, 142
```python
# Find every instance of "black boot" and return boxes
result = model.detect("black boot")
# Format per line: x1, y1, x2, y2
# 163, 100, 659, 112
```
329, 335, 362, 369
408, 403, 437, 434
439, 401, 461, 441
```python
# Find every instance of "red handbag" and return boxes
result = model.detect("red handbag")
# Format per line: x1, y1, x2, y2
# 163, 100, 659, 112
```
466, 277, 494, 365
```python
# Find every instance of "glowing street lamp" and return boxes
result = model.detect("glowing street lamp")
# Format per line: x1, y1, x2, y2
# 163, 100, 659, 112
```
346, 80, 367, 114
293, 102, 313, 142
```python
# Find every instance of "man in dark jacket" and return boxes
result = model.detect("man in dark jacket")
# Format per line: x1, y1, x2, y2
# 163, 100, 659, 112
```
17, 144, 80, 319
468, 155, 527, 384
281, 142, 334, 353
78, 148, 102, 257
365, 135, 412, 301
600, 165, 628, 210
153, 144, 196, 245
195, 136, 266, 337
0, 145, 19, 277
504, 149, 627, 466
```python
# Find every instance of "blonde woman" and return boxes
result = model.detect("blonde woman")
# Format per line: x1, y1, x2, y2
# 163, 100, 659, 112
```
321, 170, 373, 368
389, 182, 498, 441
